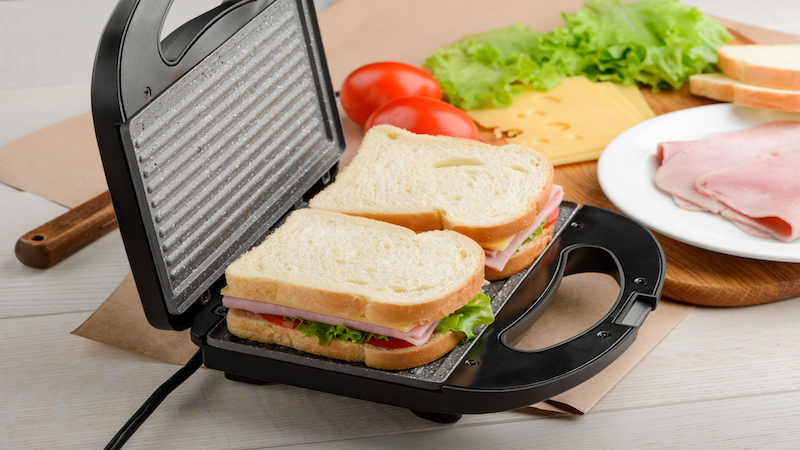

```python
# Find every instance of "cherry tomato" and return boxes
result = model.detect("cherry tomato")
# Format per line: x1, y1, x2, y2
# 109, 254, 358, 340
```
340, 62, 442, 127
365, 96, 481, 141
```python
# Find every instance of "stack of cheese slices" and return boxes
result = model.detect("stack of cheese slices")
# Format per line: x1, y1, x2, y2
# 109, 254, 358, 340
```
690, 45, 800, 111
466, 76, 655, 166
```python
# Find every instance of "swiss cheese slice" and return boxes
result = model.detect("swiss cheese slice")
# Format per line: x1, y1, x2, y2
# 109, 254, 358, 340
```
467, 76, 648, 166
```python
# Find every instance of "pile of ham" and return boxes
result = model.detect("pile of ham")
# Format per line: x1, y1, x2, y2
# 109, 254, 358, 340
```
655, 121, 800, 242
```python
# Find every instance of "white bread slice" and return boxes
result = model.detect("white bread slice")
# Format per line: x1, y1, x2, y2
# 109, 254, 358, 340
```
308, 125, 554, 246
718, 45, 800, 91
689, 73, 800, 112
224, 208, 485, 326
484, 223, 553, 281
226, 308, 462, 370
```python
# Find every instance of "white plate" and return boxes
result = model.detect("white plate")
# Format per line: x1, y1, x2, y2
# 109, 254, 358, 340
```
597, 103, 800, 262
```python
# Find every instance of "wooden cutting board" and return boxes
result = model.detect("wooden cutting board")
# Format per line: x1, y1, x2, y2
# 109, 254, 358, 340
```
480, 30, 800, 308
558, 32, 800, 307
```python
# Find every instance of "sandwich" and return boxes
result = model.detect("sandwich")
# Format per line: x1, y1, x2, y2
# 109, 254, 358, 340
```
309, 125, 563, 280
221, 208, 493, 370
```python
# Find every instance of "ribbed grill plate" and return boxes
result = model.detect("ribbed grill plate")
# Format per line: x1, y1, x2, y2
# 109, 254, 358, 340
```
124, 0, 341, 314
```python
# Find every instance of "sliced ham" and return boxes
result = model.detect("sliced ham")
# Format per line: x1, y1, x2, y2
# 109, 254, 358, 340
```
655, 121, 800, 214
222, 296, 440, 346
484, 184, 564, 271
656, 141, 694, 164
696, 141, 800, 242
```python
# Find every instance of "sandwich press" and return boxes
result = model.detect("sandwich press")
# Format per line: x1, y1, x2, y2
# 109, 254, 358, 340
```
92, 0, 665, 428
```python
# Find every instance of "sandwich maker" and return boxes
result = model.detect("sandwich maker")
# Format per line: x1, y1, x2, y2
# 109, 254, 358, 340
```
91, 0, 665, 427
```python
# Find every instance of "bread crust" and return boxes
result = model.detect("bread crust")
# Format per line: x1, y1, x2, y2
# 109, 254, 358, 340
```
225, 308, 461, 370
690, 73, 800, 112
455, 180, 553, 246
484, 224, 554, 281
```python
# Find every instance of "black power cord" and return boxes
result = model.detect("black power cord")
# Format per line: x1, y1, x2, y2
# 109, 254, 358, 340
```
105, 349, 204, 450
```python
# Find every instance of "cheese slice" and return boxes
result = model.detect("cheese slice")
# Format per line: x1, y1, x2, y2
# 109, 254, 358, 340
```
466, 76, 645, 166
592, 81, 655, 121
482, 235, 515, 251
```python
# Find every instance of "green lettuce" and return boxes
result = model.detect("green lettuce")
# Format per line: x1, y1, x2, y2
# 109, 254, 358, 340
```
435, 292, 494, 342
285, 292, 494, 346
287, 317, 388, 346
424, 0, 733, 110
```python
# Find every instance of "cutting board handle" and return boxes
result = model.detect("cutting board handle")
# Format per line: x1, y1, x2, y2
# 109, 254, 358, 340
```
15, 192, 117, 269
444, 205, 665, 404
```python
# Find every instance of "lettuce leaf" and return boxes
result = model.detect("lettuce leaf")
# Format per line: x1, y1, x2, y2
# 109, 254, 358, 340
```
288, 317, 387, 346
435, 292, 494, 342
424, 0, 733, 110
284, 292, 494, 346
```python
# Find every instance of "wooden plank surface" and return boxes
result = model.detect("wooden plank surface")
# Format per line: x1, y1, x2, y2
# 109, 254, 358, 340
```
4, 1, 800, 449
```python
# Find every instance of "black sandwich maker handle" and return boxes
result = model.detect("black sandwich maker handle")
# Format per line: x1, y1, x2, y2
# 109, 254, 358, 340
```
96, 0, 279, 121
440, 205, 665, 413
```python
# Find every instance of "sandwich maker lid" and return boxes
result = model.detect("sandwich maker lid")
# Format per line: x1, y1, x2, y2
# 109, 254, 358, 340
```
92, 0, 345, 330
92, 0, 666, 419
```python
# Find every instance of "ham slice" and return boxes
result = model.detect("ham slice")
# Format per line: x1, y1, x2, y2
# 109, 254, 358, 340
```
696, 142, 800, 242
656, 141, 694, 164
484, 184, 564, 271
655, 121, 800, 214
222, 296, 440, 346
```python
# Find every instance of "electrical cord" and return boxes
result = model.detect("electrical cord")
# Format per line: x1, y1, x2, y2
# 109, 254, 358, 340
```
105, 349, 204, 450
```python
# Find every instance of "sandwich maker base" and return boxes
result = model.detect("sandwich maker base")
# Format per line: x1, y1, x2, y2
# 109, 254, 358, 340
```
91, 0, 665, 428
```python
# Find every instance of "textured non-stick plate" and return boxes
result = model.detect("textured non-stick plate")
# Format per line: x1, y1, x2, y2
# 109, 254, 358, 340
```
120, 0, 342, 316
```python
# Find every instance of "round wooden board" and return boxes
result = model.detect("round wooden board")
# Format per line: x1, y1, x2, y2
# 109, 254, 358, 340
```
478, 76, 800, 307
553, 160, 800, 308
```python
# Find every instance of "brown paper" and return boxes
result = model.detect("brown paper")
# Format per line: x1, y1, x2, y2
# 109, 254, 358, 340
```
0, 112, 105, 208
5, 0, 792, 415
72, 273, 197, 366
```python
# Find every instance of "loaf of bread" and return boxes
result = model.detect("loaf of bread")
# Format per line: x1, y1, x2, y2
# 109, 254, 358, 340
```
309, 124, 554, 247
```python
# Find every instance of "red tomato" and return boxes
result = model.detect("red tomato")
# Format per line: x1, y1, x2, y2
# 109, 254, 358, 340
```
261, 314, 298, 329
340, 62, 442, 127
365, 97, 481, 141
365, 336, 416, 349
545, 207, 559, 227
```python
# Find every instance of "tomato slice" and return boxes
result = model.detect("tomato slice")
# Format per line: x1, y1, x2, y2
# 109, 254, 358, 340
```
340, 62, 442, 127
365, 96, 481, 141
545, 207, 559, 227
261, 314, 298, 329
365, 336, 416, 349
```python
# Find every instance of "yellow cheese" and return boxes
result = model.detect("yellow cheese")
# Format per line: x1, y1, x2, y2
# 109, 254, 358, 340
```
466, 76, 644, 165
482, 235, 515, 251
593, 81, 655, 121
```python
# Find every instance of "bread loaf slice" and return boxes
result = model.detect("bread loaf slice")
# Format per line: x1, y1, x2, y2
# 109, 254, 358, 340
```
689, 73, 800, 112
309, 125, 554, 246
224, 208, 485, 327
718, 45, 800, 91
226, 308, 462, 370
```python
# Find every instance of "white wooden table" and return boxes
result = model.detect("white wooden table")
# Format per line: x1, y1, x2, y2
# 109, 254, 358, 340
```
2, 1, 800, 448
